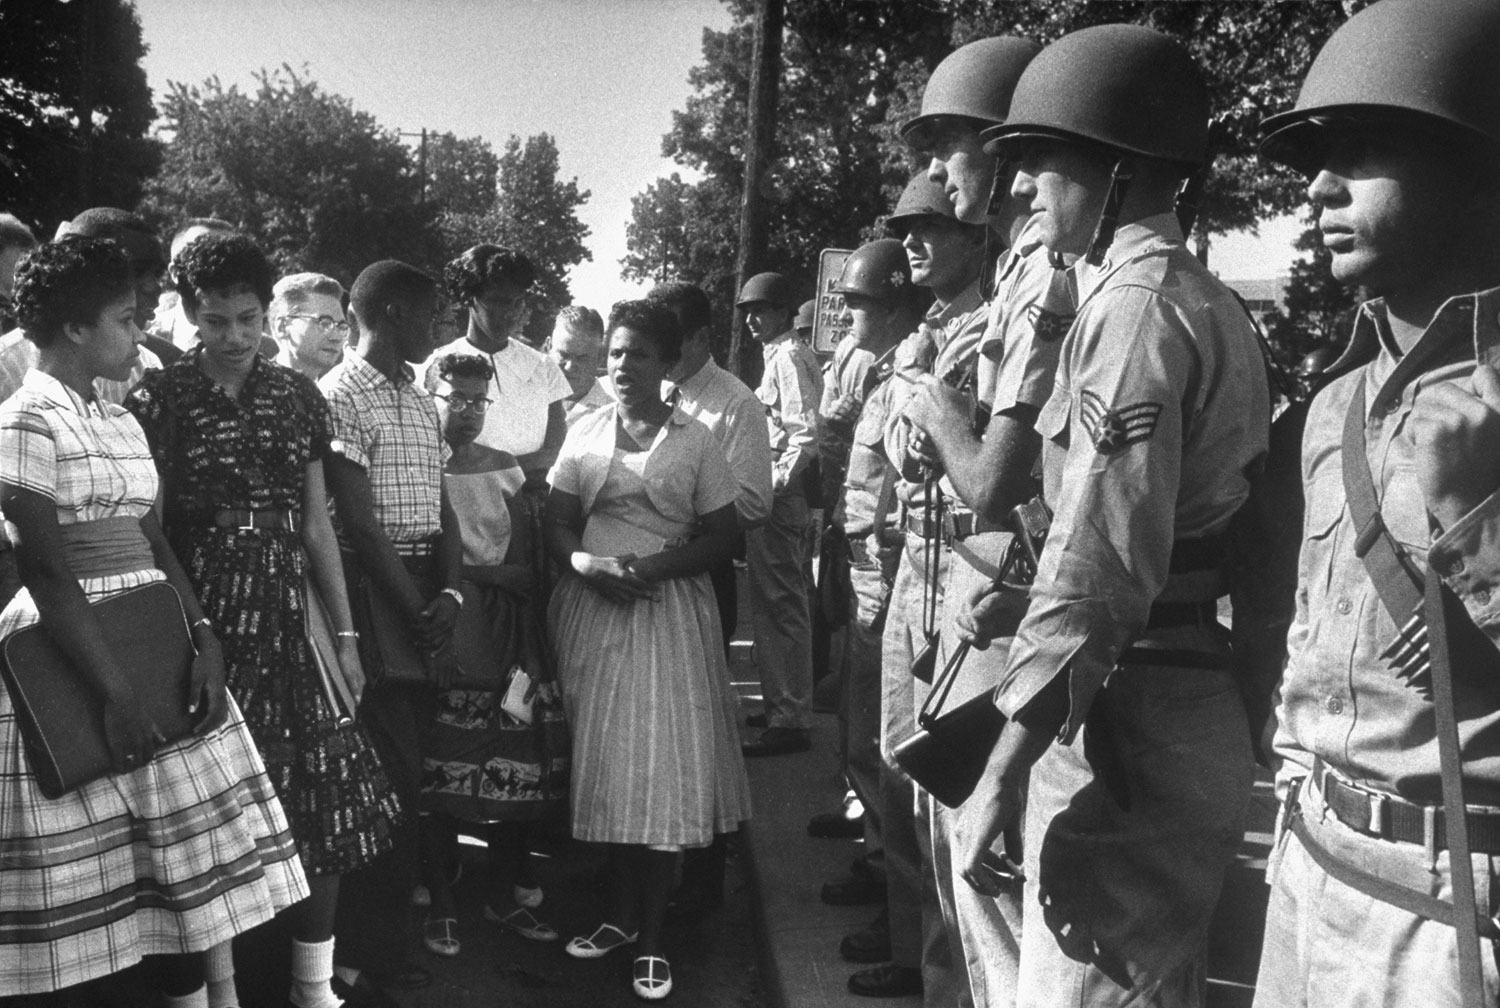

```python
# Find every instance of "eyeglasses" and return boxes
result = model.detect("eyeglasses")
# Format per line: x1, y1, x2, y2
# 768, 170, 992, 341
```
285, 314, 351, 335
436, 392, 492, 415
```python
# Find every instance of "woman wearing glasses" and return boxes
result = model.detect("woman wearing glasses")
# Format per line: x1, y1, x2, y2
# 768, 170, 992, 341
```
269, 272, 350, 380
126, 234, 401, 1008
414, 352, 568, 957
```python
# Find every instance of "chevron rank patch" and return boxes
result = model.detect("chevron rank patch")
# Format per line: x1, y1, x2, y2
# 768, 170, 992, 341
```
1027, 304, 1074, 342
1080, 390, 1163, 454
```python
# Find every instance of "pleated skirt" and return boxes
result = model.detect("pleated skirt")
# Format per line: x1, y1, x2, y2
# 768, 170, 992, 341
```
549, 572, 750, 847
0, 569, 310, 995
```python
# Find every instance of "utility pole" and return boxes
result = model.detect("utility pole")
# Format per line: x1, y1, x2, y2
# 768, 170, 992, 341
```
399, 128, 429, 202
730, 0, 783, 386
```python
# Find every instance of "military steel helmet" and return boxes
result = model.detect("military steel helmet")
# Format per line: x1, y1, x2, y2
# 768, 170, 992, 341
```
981, 24, 1209, 166
883, 171, 958, 237
736, 271, 793, 309
1260, 0, 1500, 174
833, 239, 912, 303
794, 299, 816, 332
900, 37, 1043, 147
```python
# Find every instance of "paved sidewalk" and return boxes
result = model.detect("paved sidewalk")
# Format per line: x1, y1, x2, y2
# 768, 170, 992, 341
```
736, 689, 1277, 1008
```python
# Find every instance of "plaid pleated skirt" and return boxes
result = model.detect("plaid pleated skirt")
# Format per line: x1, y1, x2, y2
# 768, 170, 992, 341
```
0, 568, 309, 995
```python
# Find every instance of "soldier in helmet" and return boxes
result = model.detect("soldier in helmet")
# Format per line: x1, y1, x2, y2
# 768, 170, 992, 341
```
954, 25, 1269, 1005
1291, 344, 1338, 404
1252, 2, 1500, 1004
869, 37, 1042, 1006
795, 299, 816, 344
739, 271, 824, 757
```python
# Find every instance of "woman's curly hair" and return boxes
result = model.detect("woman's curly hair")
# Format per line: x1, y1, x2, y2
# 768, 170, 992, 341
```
172, 232, 274, 314
606, 299, 683, 364
11, 237, 134, 347
443, 244, 537, 306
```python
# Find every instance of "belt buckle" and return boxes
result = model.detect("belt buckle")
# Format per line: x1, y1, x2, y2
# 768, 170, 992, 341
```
940, 511, 957, 545
1366, 789, 1388, 835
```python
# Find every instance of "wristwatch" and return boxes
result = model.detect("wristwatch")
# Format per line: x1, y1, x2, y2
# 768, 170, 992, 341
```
440, 587, 465, 610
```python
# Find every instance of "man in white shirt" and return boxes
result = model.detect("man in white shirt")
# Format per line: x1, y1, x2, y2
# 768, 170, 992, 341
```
547, 304, 613, 426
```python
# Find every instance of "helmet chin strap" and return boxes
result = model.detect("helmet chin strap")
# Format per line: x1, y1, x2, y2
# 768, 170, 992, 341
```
1085, 159, 1133, 266
982, 158, 1015, 298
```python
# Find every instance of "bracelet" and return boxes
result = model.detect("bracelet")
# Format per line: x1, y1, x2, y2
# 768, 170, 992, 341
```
440, 586, 465, 610
336, 630, 360, 640
191, 617, 212, 631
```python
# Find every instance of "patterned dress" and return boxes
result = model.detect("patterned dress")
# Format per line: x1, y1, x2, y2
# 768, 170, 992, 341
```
126, 349, 401, 876
548, 406, 751, 847
421, 447, 568, 823
0, 371, 308, 994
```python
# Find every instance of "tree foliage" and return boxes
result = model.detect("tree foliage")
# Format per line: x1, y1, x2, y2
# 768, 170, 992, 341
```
625, 0, 1355, 360
0, 0, 160, 230
142, 71, 592, 328
143, 67, 438, 285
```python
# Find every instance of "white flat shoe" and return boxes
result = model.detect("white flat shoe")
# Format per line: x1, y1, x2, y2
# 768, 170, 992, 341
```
564, 922, 637, 959
632, 955, 672, 1000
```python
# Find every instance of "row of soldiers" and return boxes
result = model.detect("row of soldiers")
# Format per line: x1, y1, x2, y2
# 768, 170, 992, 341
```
751, 2, 1500, 1006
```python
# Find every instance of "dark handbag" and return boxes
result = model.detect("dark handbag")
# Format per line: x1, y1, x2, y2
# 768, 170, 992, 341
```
0, 582, 197, 799
892, 498, 1050, 808
892, 651, 1007, 809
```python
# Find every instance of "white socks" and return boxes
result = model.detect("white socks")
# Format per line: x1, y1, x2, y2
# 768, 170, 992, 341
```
204, 940, 238, 1008
163, 986, 209, 1008
290, 937, 342, 1008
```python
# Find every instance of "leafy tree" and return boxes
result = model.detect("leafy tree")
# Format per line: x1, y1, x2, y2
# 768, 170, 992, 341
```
143, 67, 439, 285
424, 131, 499, 218
477, 133, 592, 346
625, 0, 1357, 371
0, 0, 160, 230
626, 0, 952, 331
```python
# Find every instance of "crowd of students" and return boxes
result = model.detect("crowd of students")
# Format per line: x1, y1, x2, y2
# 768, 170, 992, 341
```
0, 209, 761, 1005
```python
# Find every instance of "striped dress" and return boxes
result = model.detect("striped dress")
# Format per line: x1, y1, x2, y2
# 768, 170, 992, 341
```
547, 405, 751, 847
0, 371, 308, 995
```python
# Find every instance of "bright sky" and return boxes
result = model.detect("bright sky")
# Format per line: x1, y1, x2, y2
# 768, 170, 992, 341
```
130, 0, 1303, 305
131, 0, 734, 314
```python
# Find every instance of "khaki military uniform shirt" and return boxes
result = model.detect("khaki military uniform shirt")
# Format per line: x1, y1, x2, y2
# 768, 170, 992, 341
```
996, 214, 1270, 740
757, 332, 822, 493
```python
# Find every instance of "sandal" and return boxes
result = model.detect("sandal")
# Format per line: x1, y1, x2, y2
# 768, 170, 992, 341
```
632, 955, 673, 1000
484, 904, 558, 942
564, 922, 638, 959
422, 916, 460, 957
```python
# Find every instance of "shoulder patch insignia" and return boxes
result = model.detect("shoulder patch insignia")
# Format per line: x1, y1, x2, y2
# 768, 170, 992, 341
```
1079, 390, 1163, 454
1026, 304, 1074, 342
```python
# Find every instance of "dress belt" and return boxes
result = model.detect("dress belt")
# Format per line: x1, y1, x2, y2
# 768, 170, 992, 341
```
902, 510, 1006, 543
208, 508, 298, 532
1314, 758, 1500, 855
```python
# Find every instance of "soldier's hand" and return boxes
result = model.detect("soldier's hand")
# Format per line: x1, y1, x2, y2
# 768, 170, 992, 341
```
955, 577, 1029, 650
902, 373, 970, 439
824, 393, 862, 426
1412, 365, 1500, 531
957, 738, 1029, 897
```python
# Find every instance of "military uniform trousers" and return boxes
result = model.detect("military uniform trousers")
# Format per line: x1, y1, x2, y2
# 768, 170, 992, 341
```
747, 487, 815, 730
938, 531, 1026, 1008
884, 528, 970, 1005
840, 539, 892, 863
1253, 773, 1500, 1008
1016, 642, 1252, 1008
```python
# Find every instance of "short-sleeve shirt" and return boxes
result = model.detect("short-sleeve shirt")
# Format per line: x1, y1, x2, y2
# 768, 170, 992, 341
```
421, 337, 570, 457
319, 353, 446, 545
549, 404, 737, 531
977, 228, 1077, 418
0, 328, 161, 406
667, 356, 774, 527
0, 371, 157, 533
125, 349, 330, 527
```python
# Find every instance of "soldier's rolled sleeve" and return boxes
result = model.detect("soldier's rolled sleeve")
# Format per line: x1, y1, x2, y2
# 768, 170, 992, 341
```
1430, 488, 1500, 633
995, 288, 1190, 741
